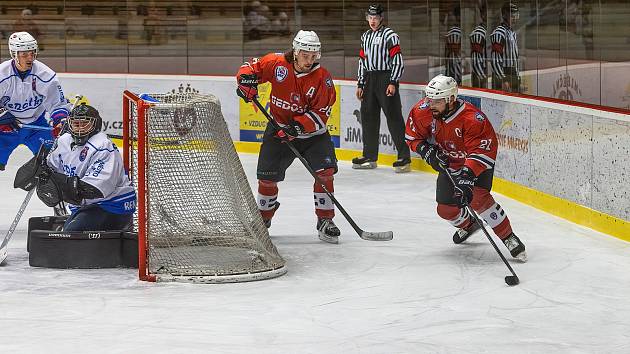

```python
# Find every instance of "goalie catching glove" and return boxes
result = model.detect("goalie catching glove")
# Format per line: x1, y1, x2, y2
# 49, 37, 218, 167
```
36, 165, 103, 207
236, 74, 259, 102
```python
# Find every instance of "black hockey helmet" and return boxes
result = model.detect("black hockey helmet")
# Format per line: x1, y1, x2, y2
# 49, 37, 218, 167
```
68, 103, 102, 145
501, 1, 519, 21
366, 4, 384, 16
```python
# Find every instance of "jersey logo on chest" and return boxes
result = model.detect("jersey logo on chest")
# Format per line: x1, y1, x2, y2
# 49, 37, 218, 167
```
79, 146, 90, 161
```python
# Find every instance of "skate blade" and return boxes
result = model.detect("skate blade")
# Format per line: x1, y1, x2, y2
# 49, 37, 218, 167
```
394, 164, 411, 173
318, 232, 339, 244
352, 162, 377, 170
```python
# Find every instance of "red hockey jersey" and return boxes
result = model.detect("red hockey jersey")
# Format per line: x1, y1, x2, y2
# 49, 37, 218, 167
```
237, 53, 336, 138
405, 99, 497, 177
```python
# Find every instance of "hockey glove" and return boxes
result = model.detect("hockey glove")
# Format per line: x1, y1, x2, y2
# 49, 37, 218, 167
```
0, 108, 16, 125
417, 142, 449, 172
0, 123, 19, 133
236, 74, 259, 102
0, 109, 18, 133
276, 120, 304, 140
50, 109, 69, 138
453, 167, 476, 207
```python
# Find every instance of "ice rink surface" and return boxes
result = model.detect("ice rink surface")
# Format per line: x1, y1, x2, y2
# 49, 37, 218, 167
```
1, 146, 629, 353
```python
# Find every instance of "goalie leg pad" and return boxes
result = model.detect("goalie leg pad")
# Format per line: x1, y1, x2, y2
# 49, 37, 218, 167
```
314, 168, 335, 219
64, 205, 133, 232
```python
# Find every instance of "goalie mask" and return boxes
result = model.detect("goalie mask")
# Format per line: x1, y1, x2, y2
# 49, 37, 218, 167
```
68, 103, 102, 146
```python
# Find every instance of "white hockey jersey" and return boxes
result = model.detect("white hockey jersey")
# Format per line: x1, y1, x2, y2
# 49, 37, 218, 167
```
0, 59, 71, 124
47, 132, 136, 214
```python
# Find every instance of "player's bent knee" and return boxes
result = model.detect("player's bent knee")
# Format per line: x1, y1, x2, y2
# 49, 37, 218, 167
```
437, 203, 460, 220
259, 179, 278, 187
316, 168, 335, 180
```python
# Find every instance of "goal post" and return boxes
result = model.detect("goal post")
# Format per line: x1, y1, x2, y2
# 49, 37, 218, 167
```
122, 90, 286, 283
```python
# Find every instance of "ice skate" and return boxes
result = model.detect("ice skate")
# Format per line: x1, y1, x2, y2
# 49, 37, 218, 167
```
502, 233, 527, 262
393, 158, 411, 173
453, 220, 481, 244
352, 156, 377, 169
317, 218, 340, 244
262, 202, 280, 228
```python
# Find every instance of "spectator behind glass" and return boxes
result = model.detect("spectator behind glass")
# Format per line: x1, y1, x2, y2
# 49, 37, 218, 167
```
13, 9, 42, 48
272, 11, 290, 37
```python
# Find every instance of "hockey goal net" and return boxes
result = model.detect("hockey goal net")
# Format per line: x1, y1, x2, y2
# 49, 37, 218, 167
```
122, 90, 286, 283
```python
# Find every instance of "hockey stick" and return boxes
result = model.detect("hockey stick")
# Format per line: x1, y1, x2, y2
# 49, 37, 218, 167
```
443, 168, 519, 286
0, 188, 36, 265
252, 97, 393, 241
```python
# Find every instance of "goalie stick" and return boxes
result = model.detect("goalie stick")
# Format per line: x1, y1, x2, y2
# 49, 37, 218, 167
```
443, 168, 520, 286
0, 188, 35, 265
0, 95, 83, 265
252, 97, 393, 241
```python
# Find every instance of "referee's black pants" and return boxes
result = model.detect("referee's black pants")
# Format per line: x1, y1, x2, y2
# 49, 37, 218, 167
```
359, 71, 410, 161
492, 67, 520, 93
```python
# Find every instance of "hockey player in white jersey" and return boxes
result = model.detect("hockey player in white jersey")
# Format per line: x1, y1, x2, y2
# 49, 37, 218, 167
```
0, 31, 71, 171
36, 103, 136, 231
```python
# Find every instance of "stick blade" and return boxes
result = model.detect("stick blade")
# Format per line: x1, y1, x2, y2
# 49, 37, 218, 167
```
360, 230, 393, 241
0, 245, 8, 266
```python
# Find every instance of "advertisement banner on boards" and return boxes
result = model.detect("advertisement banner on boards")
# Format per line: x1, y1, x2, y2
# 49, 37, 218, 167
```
238, 83, 342, 147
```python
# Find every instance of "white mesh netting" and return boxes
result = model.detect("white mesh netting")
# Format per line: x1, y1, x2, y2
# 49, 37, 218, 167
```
126, 92, 286, 283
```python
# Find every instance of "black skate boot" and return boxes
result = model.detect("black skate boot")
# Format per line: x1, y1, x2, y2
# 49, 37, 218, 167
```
0, 163, 4, 171
392, 157, 411, 173
452, 220, 481, 244
352, 156, 377, 170
502, 233, 527, 262
262, 202, 280, 228
317, 218, 340, 244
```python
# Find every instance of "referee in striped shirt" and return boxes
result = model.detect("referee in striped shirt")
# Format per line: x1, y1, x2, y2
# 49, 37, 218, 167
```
491, 2, 520, 93
353, 3, 410, 173
445, 25, 462, 85
470, 0, 488, 88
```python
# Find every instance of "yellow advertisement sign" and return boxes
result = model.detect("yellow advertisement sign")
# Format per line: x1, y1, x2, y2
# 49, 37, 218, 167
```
239, 83, 341, 147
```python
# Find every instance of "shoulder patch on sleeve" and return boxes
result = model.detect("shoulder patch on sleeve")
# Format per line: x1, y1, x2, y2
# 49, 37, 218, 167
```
475, 112, 486, 122
325, 77, 333, 88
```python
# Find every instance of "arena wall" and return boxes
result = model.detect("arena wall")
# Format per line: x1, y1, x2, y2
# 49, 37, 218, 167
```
58, 73, 630, 241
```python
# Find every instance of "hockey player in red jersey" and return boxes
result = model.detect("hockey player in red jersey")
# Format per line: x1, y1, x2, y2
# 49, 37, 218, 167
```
236, 30, 340, 244
405, 74, 527, 261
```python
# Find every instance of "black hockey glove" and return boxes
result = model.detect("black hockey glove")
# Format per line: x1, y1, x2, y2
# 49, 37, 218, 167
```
417, 142, 449, 172
236, 74, 259, 102
277, 120, 304, 140
453, 167, 476, 207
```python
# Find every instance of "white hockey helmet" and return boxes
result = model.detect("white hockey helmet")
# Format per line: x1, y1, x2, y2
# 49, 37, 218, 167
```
8, 31, 38, 60
425, 74, 458, 103
293, 30, 321, 59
